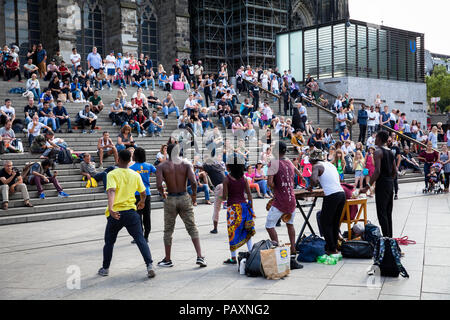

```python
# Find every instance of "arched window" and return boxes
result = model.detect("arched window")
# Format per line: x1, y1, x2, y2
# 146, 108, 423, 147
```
75, 0, 105, 67
137, 1, 159, 71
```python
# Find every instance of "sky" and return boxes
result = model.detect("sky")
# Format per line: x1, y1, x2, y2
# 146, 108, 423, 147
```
349, 0, 449, 55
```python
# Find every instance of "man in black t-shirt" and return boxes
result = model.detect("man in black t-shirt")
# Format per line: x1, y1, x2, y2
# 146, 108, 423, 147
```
0, 160, 32, 210
249, 79, 260, 111
172, 59, 181, 81
24, 98, 39, 126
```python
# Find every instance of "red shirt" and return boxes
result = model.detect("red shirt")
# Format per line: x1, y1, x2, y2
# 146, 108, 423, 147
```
58, 66, 69, 75
419, 151, 439, 164
6, 61, 18, 70
268, 159, 296, 214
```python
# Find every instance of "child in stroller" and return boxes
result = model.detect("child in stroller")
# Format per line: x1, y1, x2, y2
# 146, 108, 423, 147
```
423, 163, 444, 194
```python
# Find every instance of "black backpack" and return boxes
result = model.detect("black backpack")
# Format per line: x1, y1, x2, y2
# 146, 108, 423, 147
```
57, 149, 73, 164
245, 240, 273, 277
373, 237, 409, 278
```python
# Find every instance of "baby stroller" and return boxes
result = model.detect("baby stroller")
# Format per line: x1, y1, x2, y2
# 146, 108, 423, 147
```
423, 163, 445, 194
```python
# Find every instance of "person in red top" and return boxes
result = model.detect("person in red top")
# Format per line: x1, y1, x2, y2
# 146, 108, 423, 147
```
417, 141, 440, 190
266, 141, 304, 269
57, 61, 72, 82
134, 108, 147, 137
5, 56, 21, 82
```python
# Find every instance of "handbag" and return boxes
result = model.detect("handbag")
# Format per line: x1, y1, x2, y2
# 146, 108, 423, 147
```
260, 245, 291, 280
341, 240, 374, 259
296, 234, 326, 263
58, 93, 67, 103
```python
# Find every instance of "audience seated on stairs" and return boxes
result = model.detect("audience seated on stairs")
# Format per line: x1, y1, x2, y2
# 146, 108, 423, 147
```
76, 104, 97, 134
88, 90, 104, 114
0, 120, 22, 153
80, 153, 115, 192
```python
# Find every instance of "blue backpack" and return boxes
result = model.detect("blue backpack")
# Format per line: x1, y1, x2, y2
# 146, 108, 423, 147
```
373, 237, 409, 278
296, 234, 326, 263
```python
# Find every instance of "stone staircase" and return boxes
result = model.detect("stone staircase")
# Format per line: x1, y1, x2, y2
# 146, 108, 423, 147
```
0, 79, 423, 225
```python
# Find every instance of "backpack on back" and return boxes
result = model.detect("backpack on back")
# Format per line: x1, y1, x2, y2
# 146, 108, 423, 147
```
373, 237, 409, 278
57, 149, 73, 164
245, 239, 273, 277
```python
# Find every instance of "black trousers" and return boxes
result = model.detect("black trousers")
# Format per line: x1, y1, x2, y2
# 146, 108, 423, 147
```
135, 194, 151, 239
204, 89, 213, 108
284, 101, 290, 116
320, 192, 346, 252
77, 118, 96, 130
252, 94, 260, 111
358, 124, 367, 143
375, 177, 394, 238
6, 69, 21, 81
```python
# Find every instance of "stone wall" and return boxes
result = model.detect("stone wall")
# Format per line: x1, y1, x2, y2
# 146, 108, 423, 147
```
103, 0, 126, 55
0, 0, 5, 47
119, 1, 138, 55
158, 0, 191, 68
40, 0, 59, 57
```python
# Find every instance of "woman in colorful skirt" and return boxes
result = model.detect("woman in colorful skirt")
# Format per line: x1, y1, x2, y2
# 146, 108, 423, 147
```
222, 156, 256, 265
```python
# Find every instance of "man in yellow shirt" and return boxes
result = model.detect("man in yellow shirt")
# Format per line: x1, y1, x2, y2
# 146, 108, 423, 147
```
291, 129, 305, 154
98, 149, 155, 278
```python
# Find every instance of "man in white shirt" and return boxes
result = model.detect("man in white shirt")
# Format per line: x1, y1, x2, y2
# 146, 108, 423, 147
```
105, 51, 117, 82
374, 106, 381, 132
341, 140, 354, 157
366, 132, 376, 149
367, 106, 377, 137
27, 115, 51, 145
184, 93, 198, 115
0, 99, 16, 126
23, 58, 38, 79
70, 48, 81, 73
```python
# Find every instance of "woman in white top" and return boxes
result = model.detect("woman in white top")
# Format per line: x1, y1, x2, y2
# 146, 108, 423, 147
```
308, 149, 346, 256
261, 71, 269, 91
428, 126, 439, 149
375, 94, 382, 108
155, 144, 168, 165
26, 73, 41, 100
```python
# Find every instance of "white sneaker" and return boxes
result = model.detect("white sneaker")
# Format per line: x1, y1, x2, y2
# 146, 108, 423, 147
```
112, 123, 117, 127
142, 132, 147, 137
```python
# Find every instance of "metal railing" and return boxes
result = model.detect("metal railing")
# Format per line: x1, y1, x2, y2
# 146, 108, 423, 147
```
380, 125, 439, 153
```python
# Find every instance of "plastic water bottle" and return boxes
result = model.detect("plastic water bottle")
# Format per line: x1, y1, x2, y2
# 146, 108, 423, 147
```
239, 258, 246, 274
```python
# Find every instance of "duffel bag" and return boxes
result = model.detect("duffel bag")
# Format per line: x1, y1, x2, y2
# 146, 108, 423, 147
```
341, 240, 373, 259
296, 235, 326, 263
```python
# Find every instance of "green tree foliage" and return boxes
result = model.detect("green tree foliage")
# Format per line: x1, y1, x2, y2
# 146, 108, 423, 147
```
426, 65, 450, 113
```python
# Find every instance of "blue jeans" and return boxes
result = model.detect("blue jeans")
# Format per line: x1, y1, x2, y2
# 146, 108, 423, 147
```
30, 88, 41, 100
123, 122, 141, 134
92, 171, 108, 191
133, 79, 149, 89
188, 184, 210, 201
220, 115, 232, 129
98, 79, 111, 89
40, 117, 57, 131
256, 179, 268, 195
71, 90, 84, 100
102, 210, 153, 269
114, 79, 127, 88
56, 117, 72, 130
148, 123, 162, 134
202, 121, 213, 130
163, 106, 180, 118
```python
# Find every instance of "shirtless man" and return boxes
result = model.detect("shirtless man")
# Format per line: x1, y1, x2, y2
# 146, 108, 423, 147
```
156, 143, 207, 268
97, 131, 118, 168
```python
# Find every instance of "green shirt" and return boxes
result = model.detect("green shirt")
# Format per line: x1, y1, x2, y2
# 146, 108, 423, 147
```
89, 96, 102, 106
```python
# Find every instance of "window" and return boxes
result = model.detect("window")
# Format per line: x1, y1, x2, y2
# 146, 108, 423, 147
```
75, 0, 105, 68
368, 27, 378, 78
304, 29, 317, 78
137, 2, 159, 71
333, 24, 346, 77
318, 26, 332, 79
346, 24, 356, 77
357, 25, 367, 77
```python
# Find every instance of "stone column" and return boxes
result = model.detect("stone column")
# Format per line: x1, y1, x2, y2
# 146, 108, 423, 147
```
158, 0, 191, 69
117, 0, 138, 56
54, 0, 79, 62
0, 0, 6, 47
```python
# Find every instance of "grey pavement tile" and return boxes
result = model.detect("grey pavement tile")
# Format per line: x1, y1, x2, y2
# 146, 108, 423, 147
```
422, 265, 450, 295
257, 293, 316, 300
426, 226, 450, 248
329, 263, 383, 288
424, 247, 450, 267
421, 292, 450, 300
378, 294, 420, 300
318, 285, 380, 300
427, 214, 450, 227
380, 270, 422, 297
266, 276, 329, 298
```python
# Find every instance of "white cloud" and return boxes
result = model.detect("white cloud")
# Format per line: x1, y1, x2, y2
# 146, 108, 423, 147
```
349, 0, 449, 54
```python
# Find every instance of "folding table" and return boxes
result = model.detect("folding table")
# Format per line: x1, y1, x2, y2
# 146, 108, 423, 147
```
294, 189, 325, 249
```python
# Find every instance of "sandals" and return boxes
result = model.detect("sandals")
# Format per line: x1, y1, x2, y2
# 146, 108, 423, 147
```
24, 201, 33, 208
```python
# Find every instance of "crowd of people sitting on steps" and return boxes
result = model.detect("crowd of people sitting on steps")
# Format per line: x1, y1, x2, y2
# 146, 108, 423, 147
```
0, 42, 449, 217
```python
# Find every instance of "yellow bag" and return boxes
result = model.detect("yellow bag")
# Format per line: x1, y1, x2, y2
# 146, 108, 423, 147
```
86, 177, 98, 188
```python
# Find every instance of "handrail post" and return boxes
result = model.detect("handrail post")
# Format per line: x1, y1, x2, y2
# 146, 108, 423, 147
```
317, 106, 320, 125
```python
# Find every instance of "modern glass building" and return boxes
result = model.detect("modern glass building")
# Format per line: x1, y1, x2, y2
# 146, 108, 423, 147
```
276, 19, 425, 83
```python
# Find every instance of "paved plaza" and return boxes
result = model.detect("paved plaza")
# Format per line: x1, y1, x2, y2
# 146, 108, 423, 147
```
0, 181, 449, 300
